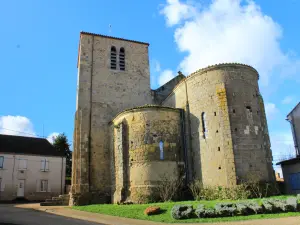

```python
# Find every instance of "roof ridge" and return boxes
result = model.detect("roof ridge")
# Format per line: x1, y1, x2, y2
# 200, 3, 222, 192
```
161, 62, 259, 105
80, 31, 149, 46
111, 104, 179, 123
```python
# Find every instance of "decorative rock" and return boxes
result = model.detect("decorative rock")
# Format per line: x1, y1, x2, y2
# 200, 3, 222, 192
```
144, 206, 161, 216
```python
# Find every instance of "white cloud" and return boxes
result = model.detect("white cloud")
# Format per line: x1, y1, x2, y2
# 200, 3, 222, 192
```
47, 132, 59, 144
265, 103, 279, 120
160, 0, 197, 26
0, 115, 36, 137
281, 96, 293, 104
158, 69, 176, 86
160, 0, 300, 86
0, 115, 59, 143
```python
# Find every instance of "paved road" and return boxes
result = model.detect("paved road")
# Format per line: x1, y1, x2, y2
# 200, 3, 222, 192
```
0, 204, 106, 225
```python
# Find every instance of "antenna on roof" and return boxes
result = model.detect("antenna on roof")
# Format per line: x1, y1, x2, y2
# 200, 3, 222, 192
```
109, 24, 112, 34
43, 124, 44, 138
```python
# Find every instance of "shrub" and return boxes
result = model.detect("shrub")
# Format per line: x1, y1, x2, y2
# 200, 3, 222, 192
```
297, 194, 300, 201
266, 199, 294, 212
261, 199, 274, 213
188, 182, 250, 201
286, 197, 298, 212
236, 202, 254, 215
242, 201, 263, 214
144, 206, 161, 216
195, 204, 217, 218
171, 205, 194, 220
157, 173, 183, 202
194, 204, 205, 218
189, 179, 202, 201
214, 203, 237, 217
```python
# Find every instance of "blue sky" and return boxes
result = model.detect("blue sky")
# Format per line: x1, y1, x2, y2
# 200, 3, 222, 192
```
0, 0, 299, 171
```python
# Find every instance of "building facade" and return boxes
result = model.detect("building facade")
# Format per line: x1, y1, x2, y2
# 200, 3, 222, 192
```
276, 102, 300, 194
286, 102, 300, 157
0, 134, 66, 201
70, 32, 275, 206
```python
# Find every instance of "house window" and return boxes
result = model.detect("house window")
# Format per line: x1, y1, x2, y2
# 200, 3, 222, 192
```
0, 156, 3, 169
40, 180, 48, 192
41, 159, 49, 172
159, 141, 164, 160
289, 173, 300, 190
201, 112, 207, 138
110, 46, 117, 70
119, 47, 125, 71
18, 159, 27, 170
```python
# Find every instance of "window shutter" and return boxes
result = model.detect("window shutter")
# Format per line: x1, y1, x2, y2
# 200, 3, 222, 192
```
45, 160, 49, 171
36, 180, 40, 192
41, 159, 45, 171
0, 156, 4, 168
47, 181, 51, 192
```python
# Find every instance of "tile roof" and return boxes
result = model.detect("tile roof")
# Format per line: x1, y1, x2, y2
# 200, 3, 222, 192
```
0, 134, 64, 157
80, 31, 150, 46
276, 157, 300, 165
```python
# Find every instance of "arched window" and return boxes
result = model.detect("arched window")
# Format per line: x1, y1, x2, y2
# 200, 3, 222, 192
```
201, 112, 207, 138
159, 141, 164, 160
110, 46, 117, 70
119, 47, 125, 71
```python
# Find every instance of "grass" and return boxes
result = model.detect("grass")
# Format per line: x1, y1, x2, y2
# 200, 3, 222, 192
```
72, 196, 300, 223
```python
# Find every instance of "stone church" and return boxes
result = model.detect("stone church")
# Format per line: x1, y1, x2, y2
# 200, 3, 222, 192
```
70, 31, 274, 206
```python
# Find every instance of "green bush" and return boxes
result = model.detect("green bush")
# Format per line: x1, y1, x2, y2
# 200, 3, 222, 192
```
286, 197, 298, 212
261, 199, 274, 213
242, 201, 263, 214
297, 194, 300, 201
188, 182, 250, 201
236, 202, 253, 215
267, 199, 294, 212
214, 203, 237, 217
171, 205, 194, 220
195, 204, 217, 218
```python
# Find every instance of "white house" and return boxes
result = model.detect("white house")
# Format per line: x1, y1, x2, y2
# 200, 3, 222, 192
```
277, 102, 300, 194
0, 134, 66, 201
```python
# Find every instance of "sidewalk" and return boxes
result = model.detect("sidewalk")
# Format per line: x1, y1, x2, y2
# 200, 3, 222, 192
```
14, 203, 300, 225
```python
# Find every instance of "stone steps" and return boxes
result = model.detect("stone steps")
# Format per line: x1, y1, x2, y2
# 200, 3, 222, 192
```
40, 194, 70, 206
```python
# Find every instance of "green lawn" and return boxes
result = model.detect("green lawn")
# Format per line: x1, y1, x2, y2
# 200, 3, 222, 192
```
72, 196, 300, 223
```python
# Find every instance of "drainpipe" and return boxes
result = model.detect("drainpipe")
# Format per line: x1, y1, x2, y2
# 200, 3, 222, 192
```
12, 155, 16, 199
61, 156, 63, 195
88, 36, 95, 193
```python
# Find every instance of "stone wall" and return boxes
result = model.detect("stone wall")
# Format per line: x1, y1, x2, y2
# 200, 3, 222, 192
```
152, 73, 185, 104
111, 106, 183, 203
71, 32, 152, 205
162, 63, 274, 187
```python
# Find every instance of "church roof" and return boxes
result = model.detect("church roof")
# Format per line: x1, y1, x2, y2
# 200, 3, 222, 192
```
80, 31, 150, 46
161, 63, 259, 104
110, 104, 180, 123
